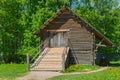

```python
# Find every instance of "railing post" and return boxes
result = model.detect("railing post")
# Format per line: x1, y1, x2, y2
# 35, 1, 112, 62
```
62, 53, 65, 71
27, 54, 30, 71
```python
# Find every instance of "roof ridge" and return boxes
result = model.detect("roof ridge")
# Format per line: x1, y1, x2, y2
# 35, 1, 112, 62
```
34, 5, 114, 47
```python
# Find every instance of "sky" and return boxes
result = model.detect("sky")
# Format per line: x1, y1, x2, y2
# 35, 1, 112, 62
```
118, 0, 120, 6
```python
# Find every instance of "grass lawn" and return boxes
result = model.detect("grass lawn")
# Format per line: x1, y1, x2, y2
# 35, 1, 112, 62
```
0, 64, 28, 80
63, 64, 100, 73
48, 62, 120, 80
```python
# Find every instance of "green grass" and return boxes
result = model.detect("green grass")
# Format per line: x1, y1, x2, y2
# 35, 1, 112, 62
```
48, 62, 120, 80
0, 64, 28, 80
63, 64, 100, 73
109, 61, 120, 66
48, 67, 120, 80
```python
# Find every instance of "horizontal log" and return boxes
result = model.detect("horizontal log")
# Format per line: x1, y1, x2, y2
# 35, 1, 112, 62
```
51, 21, 77, 24
69, 31, 90, 34
47, 24, 82, 29
96, 44, 107, 47
59, 15, 76, 19
63, 12, 71, 14
68, 42, 92, 47
71, 50, 92, 53
69, 39, 92, 42
69, 41, 92, 43
69, 59, 92, 64
69, 36, 92, 38
47, 29, 69, 32
54, 18, 77, 22
70, 56, 93, 60
70, 48, 92, 50
69, 45, 92, 48
72, 53, 92, 56
70, 55, 93, 59
70, 28, 89, 30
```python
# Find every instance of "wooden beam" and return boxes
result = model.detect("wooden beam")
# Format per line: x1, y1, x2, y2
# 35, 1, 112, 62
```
26, 54, 30, 71
92, 33, 95, 65
95, 38, 104, 50
96, 44, 107, 47
47, 29, 70, 32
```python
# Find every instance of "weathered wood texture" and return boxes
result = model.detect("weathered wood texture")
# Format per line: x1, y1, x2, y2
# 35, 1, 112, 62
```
33, 6, 114, 71
68, 28, 93, 64
32, 47, 64, 71
42, 11, 94, 65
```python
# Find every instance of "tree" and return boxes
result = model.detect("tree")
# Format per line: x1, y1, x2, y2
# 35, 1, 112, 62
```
0, 0, 24, 63
0, 0, 120, 63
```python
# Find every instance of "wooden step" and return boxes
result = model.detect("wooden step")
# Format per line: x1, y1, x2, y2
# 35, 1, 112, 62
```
43, 55, 62, 59
38, 64, 61, 67
39, 62, 62, 65
31, 68, 62, 71
40, 59, 62, 62
35, 66, 62, 70
31, 47, 69, 71
47, 53, 63, 55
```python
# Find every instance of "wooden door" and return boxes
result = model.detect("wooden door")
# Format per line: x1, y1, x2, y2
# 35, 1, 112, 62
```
49, 32, 67, 47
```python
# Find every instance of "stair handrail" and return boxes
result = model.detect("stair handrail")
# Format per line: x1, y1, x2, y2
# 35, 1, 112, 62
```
29, 38, 49, 63
30, 48, 50, 68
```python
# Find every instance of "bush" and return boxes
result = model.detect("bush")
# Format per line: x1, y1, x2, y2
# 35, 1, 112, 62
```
3, 54, 26, 63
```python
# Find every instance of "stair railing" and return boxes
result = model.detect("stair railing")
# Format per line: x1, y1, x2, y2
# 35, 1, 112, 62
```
26, 38, 49, 70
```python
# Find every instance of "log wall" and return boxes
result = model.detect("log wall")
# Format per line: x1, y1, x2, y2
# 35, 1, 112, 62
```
42, 10, 94, 64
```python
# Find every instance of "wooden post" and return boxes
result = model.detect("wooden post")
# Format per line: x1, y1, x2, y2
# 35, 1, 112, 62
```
92, 33, 96, 66
27, 54, 30, 71
62, 53, 65, 71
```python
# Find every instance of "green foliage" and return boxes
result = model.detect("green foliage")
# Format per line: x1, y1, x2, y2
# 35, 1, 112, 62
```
64, 64, 99, 72
0, 0, 120, 63
0, 64, 27, 80
0, 0, 25, 63
74, 0, 120, 54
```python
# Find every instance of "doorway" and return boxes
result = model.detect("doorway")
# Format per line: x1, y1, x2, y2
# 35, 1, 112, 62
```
49, 32, 68, 47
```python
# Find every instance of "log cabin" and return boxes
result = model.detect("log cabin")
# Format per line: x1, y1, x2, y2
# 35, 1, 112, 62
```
30, 5, 114, 71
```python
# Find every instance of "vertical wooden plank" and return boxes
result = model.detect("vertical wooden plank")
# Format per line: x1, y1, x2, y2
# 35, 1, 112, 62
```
65, 32, 68, 47
61, 32, 64, 46
50, 32, 54, 47
92, 32, 95, 65
58, 32, 61, 47
27, 54, 30, 71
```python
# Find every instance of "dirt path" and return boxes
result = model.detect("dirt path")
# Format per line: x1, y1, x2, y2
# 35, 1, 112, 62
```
16, 71, 62, 80
16, 67, 108, 80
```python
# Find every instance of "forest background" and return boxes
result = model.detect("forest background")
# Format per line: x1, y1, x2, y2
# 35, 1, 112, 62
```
0, 0, 120, 63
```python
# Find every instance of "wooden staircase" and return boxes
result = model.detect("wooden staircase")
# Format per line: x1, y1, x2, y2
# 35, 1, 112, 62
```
31, 47, 69, 71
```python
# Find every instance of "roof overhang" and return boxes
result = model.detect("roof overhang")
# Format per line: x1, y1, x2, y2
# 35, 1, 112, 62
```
34, 5, 115, 48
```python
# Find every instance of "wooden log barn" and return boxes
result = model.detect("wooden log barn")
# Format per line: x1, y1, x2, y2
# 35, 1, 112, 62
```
29, 5, 114, 71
